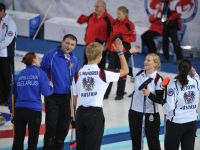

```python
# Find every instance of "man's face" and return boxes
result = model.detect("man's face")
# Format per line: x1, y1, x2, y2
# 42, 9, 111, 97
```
94, 1, 105, 15
61, 38, 76, 54
0, 10, 5, 18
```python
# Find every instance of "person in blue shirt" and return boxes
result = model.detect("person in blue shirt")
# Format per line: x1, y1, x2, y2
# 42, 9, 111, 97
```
41, 34, 78, 150
9, 52, 53, 150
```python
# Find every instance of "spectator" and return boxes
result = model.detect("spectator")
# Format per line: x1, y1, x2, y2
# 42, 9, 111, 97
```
77, 0, 114, 68
104, 6, 136, 100
141, 0, 163, 53
161, 0, 183, 63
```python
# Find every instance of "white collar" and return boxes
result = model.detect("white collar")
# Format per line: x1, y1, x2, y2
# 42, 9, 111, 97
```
143, 70, 158, 79
83, 64, 99, 68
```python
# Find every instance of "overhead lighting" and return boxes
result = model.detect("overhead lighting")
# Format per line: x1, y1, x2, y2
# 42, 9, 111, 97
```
181, 45, 192, 50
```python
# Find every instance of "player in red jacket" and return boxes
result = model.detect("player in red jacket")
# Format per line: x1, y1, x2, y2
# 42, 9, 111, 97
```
162, 0, 183, 63
104, 6, 136, 100
77, 0, 114, 68
142, 0, 163, 53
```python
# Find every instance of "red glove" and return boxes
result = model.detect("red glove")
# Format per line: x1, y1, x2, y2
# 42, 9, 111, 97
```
77, 15, 89, 24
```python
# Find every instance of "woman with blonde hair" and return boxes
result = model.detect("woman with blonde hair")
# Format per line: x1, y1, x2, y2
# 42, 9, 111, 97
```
104, 5, 136, 100
129, 53, 163, 150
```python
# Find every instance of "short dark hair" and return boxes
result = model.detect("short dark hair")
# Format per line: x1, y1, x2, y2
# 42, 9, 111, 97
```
22, 52, 37, 66
62, 34, 78, 44
118, 6, 129, 16
0, 3, 6, 11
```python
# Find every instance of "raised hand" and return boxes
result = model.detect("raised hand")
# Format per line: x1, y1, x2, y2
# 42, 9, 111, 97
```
141, 86, 150, 97
129, 45, 140, 54
189, 67, 197, 77
112, 38, 123, 52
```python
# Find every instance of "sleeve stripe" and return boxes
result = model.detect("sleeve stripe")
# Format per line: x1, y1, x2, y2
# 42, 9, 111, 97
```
99, 69, 106, 82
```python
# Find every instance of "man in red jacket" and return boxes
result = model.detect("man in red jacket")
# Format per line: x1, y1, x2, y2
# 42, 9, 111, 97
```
162, 0, 183, 63
77, 0, 114, 68
142, 0, 163, 53
104, 6, 136, 100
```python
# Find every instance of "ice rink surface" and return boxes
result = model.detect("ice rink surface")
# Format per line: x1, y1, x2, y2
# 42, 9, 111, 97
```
0, 53, 200, 150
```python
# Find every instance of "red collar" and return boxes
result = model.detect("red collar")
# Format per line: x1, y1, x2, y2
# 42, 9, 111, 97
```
93, 10, 108, 20
115, 17, 129, 24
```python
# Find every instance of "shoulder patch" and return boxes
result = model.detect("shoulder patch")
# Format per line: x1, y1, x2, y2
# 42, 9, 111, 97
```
7, 31, 13, 37
167, 88, 174, 96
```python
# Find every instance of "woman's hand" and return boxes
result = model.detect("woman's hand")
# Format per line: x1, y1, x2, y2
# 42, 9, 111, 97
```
189, 67, 196, 77
129, 45, 140, 54
141, 86, 150, 97
112, 38, 123, 52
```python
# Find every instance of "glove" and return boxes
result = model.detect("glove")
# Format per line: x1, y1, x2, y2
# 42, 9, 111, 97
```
77, 15, 88, 24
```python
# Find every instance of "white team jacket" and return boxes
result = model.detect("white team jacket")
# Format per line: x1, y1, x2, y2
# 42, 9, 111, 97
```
72, 64, 120, 108
0, 14, 17, 57
163, 73, 200, 124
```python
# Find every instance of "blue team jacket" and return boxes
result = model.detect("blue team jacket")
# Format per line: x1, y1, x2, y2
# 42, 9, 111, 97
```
40, 46, 78, 94
9, 65, 53, 111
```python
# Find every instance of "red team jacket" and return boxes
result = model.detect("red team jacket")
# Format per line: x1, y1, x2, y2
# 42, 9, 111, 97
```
165, 0, 182, 29
168, 9, 182, 29
149, 14, 163, 35
77, 11, 114, 45
108, 17, 136, 52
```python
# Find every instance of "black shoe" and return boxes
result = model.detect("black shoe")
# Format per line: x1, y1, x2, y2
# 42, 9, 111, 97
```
115, 95, 123, 100
161, 58, 169, 63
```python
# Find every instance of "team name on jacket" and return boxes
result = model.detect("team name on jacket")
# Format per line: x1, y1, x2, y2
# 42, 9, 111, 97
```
163, 74, 200, 123
73, 64, 120, 108
17, 75, 39, 86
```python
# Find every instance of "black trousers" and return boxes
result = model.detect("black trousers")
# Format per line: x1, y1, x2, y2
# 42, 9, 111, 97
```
141, 30, 161, 53
43, 94, 71, 150
162, 21, 183, 60
104, 51, 131, 98
12, 108, 42, 150
128, 109, 161, 150
0, 57, 14, 104
165, 120, 197, 150
84, 49, 107, 69
76, 106, 105, 150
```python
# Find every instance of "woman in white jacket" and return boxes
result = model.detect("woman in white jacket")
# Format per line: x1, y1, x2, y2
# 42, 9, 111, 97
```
163, 59, 200, 150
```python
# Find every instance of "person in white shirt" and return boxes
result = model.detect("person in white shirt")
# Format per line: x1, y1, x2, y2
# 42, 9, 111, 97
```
129, 53, 163, 150
163, 59, 200, 150
0, 2, 17, 105
72, 39, 129, 150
